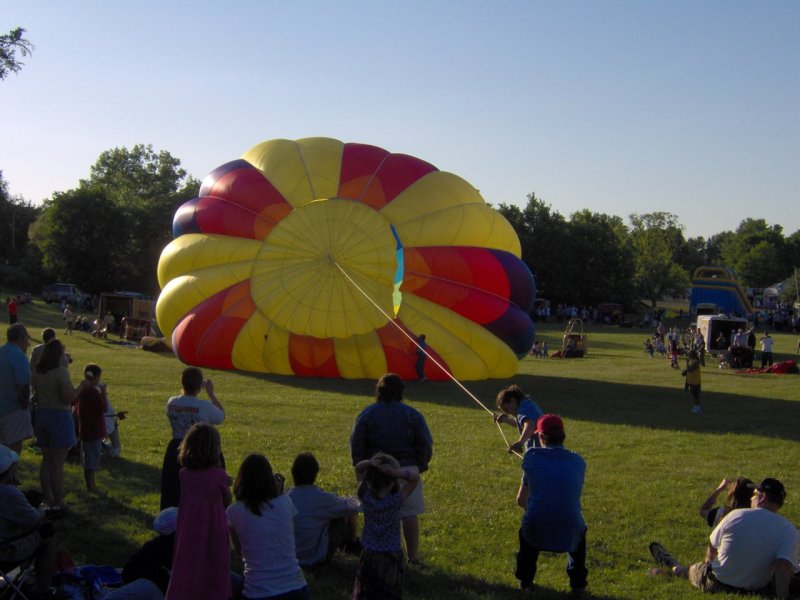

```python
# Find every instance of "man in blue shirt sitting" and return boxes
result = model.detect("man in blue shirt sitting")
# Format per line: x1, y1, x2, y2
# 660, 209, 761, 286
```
515, 414, 588, 596
287, 452, 361, 566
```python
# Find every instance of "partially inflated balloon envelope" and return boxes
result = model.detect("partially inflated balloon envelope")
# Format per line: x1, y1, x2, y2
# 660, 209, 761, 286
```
156, 137, 535, 381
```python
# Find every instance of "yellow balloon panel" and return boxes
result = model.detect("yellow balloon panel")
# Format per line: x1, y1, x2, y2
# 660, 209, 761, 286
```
333, 332, 389, 379
231, 314, 293, 375
157, 234, 261, 289
396, 294, 520, 380
250, 198, 396, 338
389, 203, 521, 256
242, 137, 343, 208
156, 262, 252, 340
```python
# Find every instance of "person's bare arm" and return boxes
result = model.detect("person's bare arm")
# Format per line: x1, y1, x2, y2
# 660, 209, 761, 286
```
699, 479, 728, 519
773, 558, 794, 599
516, 480, 529, 509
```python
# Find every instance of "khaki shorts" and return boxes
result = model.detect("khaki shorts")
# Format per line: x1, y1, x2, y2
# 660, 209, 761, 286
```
688, 562, 746, 594
0, 408, 33, 446
399, 466, 425, 518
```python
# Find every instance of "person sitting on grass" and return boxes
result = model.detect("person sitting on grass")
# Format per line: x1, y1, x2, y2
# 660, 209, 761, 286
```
698, 477, 754, 528
287, 452, 361, 567
227, 453, 310, 600
103, 508, 178, 600
649, 478, 799, 598
493, 384, 543, 454
73, 364, 108, 493
0, 445, 57, 599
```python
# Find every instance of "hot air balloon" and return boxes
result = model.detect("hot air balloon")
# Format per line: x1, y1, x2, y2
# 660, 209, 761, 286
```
156, 137, 535, 381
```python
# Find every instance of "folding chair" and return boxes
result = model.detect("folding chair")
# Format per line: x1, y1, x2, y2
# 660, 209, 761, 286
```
0, 523, 53, 600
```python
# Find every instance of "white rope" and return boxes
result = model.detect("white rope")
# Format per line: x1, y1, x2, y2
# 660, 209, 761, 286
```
332, 261, 522, 459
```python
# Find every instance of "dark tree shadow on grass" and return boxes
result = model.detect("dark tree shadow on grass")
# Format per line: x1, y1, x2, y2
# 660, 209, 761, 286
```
243, 371, 800, 442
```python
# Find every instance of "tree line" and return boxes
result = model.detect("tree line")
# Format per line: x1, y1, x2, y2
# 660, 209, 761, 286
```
1, 148, 798, 308
498, 195, 800, 308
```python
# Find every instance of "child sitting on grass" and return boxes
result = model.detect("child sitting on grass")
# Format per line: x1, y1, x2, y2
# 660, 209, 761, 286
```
353, 453, 419, 600
74, 363, 108, 493
493, 384, 544, 454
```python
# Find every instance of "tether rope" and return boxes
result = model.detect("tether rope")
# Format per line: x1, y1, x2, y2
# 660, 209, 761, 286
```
332, 261, 523, 459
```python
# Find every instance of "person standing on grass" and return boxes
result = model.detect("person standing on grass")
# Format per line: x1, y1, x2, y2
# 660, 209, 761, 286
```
352, 453, 419, 600
0, 323, 32, 454
7, 296, 18, 325
74, 363, 108, 493
160, 367, 225, 509
63, 305, 74, 336
759, 331, 774, 368
350, 373, 433, 566
165, 423, 231, 600
649, 478, 798, 598
515, 414, 588, 595
493, 384, 543, 453
414, 334, 428, 381
682, 349, 702, 415
31, 338, 76, 511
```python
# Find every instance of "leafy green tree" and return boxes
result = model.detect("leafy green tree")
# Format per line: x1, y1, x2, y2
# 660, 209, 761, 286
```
31, 145, 199, 294
629, 212, 690, 307
497, 193, 575, 304
674, 235, 709, 277
0, 171, 41, 261
0, 27, 33, 80
29, 188, 130, 293
779, 271, 798, 305
567, 210, 636, 307
721, 219, 789, 287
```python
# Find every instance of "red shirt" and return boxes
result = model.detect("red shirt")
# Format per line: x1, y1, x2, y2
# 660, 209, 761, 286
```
7, 300, 17, 316
75, 384, 108, 441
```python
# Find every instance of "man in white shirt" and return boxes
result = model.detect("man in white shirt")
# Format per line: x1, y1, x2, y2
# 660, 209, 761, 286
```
649, 478, 799, 598
759, 331, 774, 368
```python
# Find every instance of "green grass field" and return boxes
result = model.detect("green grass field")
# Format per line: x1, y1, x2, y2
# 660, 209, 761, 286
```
9, 298, 800, 599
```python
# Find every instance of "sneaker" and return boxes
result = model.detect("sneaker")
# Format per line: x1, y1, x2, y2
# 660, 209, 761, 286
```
691, 405, 702, 414
649, 542, 679, 568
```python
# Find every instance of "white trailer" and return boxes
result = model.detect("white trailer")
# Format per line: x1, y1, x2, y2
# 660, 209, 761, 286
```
696, 314, 748, 353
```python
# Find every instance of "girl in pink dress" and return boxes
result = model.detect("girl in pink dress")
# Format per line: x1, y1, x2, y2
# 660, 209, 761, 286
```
165, 423, 232, 600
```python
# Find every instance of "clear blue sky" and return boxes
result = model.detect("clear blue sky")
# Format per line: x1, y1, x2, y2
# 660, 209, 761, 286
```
3, 1, 798, 240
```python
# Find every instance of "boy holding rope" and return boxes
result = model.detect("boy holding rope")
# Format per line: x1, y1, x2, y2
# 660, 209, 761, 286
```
493, 385, 544, 454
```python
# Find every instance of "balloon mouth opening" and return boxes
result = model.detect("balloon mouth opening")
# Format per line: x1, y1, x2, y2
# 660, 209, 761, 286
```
391, 225, 403, 317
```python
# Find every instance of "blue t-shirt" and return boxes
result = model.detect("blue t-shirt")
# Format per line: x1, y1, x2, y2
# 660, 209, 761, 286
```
516, 398, 544, 450
521, 445, 586, 552
0, 342, 29, 417
287, 485, 360, 566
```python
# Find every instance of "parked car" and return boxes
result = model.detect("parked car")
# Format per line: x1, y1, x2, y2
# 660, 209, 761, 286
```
42, 283, 90, 305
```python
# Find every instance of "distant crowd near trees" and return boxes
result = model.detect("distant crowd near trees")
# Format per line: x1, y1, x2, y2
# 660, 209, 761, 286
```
1, 147, 798, 309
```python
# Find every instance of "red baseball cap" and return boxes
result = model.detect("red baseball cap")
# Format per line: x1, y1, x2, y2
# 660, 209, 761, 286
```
534, 414, 564, 434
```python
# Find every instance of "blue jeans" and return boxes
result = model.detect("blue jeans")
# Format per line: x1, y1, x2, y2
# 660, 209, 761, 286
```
515, 527, 588, 590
